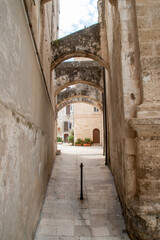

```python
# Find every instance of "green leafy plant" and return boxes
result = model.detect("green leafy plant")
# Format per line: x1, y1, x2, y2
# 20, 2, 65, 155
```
68, 135, 74, 145
67, 130, 74, 145
57, 136, 63, 142
83, 138, 93, 145
75, 138, 83, 145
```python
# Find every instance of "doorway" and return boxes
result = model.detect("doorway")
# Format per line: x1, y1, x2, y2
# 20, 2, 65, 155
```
64, 133, 69, 142
93, 128, 100, 143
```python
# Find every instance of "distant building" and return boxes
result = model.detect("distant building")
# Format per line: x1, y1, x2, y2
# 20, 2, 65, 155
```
57, 103, 103, 145
57, 104, 74, 142
74, 103, 103, 145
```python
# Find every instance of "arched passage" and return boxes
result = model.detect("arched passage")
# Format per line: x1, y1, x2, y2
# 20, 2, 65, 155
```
54, 61, 103, 96
57, 97, 103, 112
51, 23, 109, 70
57, 84, 102, 106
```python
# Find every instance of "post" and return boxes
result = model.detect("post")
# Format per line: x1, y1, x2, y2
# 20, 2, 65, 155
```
103, 67, 108, 165
80, 163, 83, 200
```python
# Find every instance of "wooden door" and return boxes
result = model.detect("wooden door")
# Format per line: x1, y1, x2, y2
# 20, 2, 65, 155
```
93, 129, 100, 143
64, 134, 68, 143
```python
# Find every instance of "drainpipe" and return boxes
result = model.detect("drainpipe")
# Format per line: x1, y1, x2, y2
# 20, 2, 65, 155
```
22, 0, 53, 110
103, 67, 108, 165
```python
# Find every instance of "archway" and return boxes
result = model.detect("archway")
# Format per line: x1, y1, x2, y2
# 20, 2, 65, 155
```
54, 60, 104, 96
93, 128, 100, 144
51, 23, 109, 71
57, 97, 103, 112
57, 84, 102, 106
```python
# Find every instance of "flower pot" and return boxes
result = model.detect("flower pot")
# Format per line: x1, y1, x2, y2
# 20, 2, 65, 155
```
83, 143, 91, 146
75, 144, 82, 146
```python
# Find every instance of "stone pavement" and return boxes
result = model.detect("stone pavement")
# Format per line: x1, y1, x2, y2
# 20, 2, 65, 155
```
34, 145, 130, 240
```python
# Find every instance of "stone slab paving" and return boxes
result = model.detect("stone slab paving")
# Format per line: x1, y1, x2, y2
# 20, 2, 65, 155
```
35, 146, 130, 240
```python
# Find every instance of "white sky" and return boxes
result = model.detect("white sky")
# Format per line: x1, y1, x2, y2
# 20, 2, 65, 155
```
59, 0, 98, 38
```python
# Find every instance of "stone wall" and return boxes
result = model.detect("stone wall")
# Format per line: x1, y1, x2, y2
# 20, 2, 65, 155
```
104, 0, 142, 238
105, 0, 160, 239
128, 1, 160, 239
24, 0, 59, 92
105, 0, 141, 203
0, 0, 58, 239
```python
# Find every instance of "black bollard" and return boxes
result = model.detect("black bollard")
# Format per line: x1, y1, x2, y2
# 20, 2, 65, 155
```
80, 163, 84, 200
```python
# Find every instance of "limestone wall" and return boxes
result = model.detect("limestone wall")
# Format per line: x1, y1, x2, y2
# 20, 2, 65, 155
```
136, 0, 160, 109
105, 0, 141, 204
0, 0, 57, 239
24, 0, 59, 92
104, 0, 160, 239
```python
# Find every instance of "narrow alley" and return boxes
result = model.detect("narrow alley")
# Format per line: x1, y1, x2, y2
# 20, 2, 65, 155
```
35, 146, 130, 240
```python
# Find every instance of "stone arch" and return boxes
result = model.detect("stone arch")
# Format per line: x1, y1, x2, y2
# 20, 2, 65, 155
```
54, 61, 104, 96
57, 84, 102, 106
57, 97, 103, 112
51, 23, 109, 70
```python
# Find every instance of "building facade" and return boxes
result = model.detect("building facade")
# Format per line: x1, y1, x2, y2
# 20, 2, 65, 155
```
74, 103, 103, 145
57, 104, 74, 142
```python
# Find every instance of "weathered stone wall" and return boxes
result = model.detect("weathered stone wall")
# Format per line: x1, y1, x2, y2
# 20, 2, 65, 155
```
105, 0, 140, 201
127, 1, 160, 239
105, 0, 160, 239
24, 0, 59, 92
136, 0, 160, 111
104, 0, 142, 238
0, 0, 57, 239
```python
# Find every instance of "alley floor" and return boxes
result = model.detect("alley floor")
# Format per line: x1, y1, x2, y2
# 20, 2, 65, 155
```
34, 145, 130, 240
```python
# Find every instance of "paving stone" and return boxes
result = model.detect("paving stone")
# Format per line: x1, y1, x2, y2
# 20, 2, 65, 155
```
74, 226, 92, 237
34, 146, 130, 240
35, 235, 59, 240
91, 227, 110, 237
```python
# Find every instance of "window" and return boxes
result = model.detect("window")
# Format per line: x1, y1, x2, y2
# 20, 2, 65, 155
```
66, 105, 70, 115
64, 122, 68, 131
69, 123, 72, 129
94, 107, 99, 112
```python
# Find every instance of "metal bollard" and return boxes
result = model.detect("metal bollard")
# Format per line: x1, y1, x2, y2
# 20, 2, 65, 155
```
80, 163, 84, 200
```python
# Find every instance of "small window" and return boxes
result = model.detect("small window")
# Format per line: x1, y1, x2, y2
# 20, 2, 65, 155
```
69, 123, 72, 129
66, 105, 70, 115
94, 107, 99, 112
64, 122, 68, 131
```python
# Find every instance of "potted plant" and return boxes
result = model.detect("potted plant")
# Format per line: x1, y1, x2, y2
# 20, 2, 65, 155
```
68, 135, 74, 145
83, 138, 93, 146
75, 138, 83, 146
57, 136, 63, 144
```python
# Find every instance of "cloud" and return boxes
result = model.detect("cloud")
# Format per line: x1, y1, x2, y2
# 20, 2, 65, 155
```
59, 0, 98, 38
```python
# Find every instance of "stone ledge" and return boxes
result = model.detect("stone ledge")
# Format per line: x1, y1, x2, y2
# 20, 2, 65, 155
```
137, 102, 160, 118
129, 118, 160, 137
